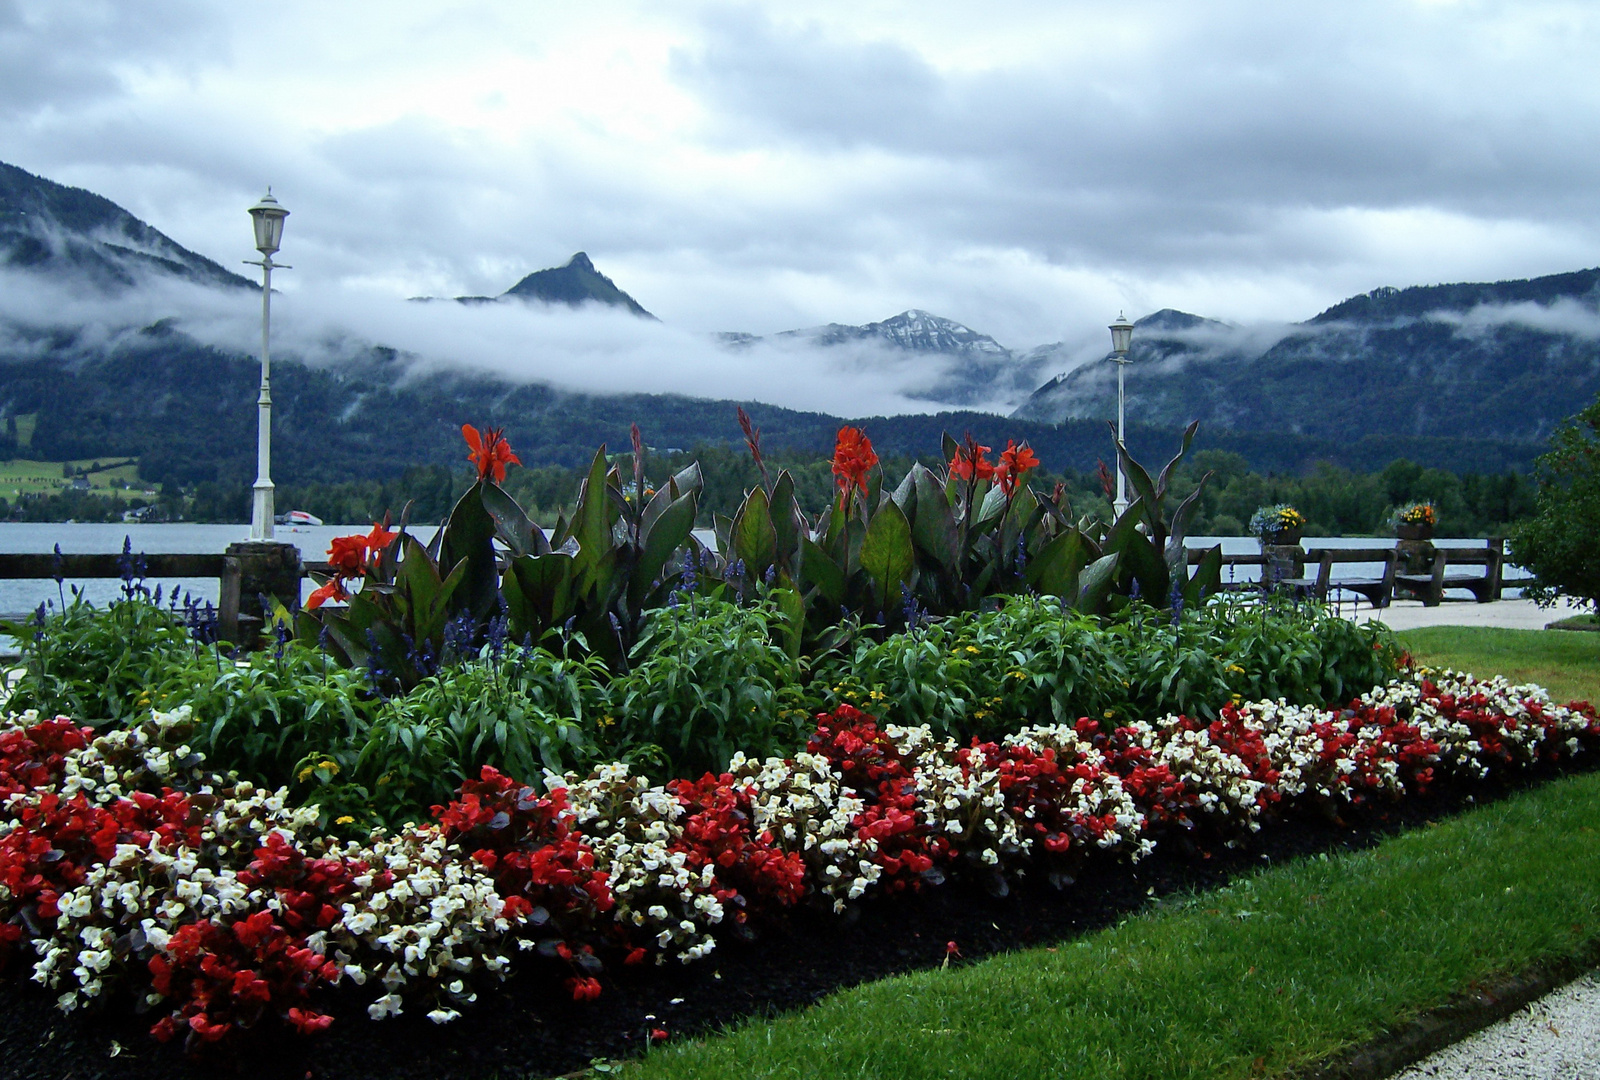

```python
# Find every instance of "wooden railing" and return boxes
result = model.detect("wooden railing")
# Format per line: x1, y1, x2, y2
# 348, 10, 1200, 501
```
0, 538, 1525, 645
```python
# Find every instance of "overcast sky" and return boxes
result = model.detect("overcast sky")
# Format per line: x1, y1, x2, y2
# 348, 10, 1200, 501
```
3, 0, 1598, 351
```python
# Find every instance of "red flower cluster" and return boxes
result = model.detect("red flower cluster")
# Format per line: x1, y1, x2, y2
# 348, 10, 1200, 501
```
947, 437, 1039, 498
809, 707, 945, 890
306, 522, 398, 610
667, 774, 807, 908
434, 767, 613, 998
831, 427, 879, 500
463, 423, 521, 485
948, 436, 994, 482
0, 717, 87, 799
993, 440, 1040, 498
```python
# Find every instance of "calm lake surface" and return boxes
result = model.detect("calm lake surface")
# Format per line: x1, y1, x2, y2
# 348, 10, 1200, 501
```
0, 523, 1526, 617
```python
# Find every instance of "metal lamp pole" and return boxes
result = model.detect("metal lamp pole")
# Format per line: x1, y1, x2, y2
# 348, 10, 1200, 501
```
245, 191, 290, 541
1108, 313, 1134, 517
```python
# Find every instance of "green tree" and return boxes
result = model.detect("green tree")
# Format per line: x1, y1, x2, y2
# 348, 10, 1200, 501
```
1509, 396, 1600, 611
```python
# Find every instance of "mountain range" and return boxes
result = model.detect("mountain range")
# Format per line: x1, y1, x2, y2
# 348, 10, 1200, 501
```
1, 157, 1594, 493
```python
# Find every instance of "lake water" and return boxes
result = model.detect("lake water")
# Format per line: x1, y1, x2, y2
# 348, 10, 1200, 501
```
0, 523, 1528, 617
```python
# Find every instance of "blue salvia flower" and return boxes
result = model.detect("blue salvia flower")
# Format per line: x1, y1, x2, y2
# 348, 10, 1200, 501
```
1129, 578, 1141, 601
901, 583, 928, 631
1016, 535, 1028, 577
680, 547, 699, 594
763, 564, 777, 587
487, 613, 509, 662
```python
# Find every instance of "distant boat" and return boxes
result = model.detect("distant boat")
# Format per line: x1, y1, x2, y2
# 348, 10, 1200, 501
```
275, 510, 324, 527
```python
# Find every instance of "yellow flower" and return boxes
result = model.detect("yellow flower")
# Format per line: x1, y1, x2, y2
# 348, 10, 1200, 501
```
964, 646, 980, 655
1103, 709, 1116, 719
869, 690, 886, 702
318, 760, 340, 776
599, 715, 616, 729
1226, 664, 1245, 675
335, 815, 355, 826
1007, 670, 1027, 681
974, 710, 990, 720
297, 766, 314, 782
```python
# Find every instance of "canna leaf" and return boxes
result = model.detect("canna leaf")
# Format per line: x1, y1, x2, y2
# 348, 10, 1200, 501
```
860, 499, 915, 612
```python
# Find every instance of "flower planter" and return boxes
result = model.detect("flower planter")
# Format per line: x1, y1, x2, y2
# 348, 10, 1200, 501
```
1396, 523, 1434, 542
1263, 528, 1303, 547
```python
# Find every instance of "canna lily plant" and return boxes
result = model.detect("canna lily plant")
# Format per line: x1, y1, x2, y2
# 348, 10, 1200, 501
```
297, 412, 1223, 688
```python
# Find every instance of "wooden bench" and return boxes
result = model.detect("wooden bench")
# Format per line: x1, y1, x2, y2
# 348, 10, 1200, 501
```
1394, 540, 1505, 606
1302, 547, 1398, 608
1185, 548, 1268, 592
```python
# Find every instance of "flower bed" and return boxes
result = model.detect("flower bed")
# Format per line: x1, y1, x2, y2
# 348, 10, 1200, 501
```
0, 671, 1596, 1053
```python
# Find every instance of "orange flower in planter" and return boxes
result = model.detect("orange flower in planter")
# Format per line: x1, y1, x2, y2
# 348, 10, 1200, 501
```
832, 426, 878, 497
462, 423, 521, 484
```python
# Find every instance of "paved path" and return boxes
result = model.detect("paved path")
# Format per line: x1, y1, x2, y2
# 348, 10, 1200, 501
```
1323, 594, 1599, 1077
1393, 972, 1600, 1079
1333, 596, 1592, 632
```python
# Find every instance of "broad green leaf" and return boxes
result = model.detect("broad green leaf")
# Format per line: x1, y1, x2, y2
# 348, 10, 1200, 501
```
800, 536, 845, 606
910, 464, 960, 572
1076, 551, 1121, 614
502, 552, 575, 638
1027, 529, 1089, 598
1183, 543, 1223, 608
732, 485, 778, 574
632, 490, 697, 612
860, 499, 914, 611
481, 481, 548, 558
570, 448, 613, 587
770, 470, 800, 569
437, 483, 499, 621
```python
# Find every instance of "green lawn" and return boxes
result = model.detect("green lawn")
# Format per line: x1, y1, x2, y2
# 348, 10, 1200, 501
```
615, 630, 1600, 1080
1399, 625, 1600, 704
0, 457, 146, 499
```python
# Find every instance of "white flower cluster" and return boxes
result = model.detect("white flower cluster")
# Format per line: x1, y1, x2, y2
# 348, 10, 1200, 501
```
556, 763, 724, 961
323, 828, 514, 1022
1363, 668, 1596, 778
3, 707, 515, 1026
3, 666, 1594, 1039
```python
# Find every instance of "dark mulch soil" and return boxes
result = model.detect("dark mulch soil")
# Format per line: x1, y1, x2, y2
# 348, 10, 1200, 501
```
2, 757, 1596, 1080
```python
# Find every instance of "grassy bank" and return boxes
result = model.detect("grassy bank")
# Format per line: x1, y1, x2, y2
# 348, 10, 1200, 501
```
628, 770, 1600, 1080
1399, 625, 1600, 704
618, 629, 1600, 1080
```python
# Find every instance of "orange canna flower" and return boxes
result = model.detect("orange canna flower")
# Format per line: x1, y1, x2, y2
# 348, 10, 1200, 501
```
363, 522, 398, 555
305, 577, 350, 611
949, 437, 994, 482
462, 423, 522, 484
832, 426, 879, 497
995, 440, 1039, 497
326, 534, 368, 577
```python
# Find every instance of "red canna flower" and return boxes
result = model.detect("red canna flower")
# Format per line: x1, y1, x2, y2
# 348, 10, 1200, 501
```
363, 522, 397, 555
462, 423, 521, 484
949, 437, 994, 482
304, 577, 349, 611
326, 535, 367, 578
995, 440, 1039, 498
832, 426, 878, 498
308, 522, 396, 609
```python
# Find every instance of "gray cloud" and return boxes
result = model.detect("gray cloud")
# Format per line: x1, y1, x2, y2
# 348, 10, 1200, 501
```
3, 0, 1599, 376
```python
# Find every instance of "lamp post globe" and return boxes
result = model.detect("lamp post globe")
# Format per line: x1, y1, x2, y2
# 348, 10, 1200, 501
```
1108, 313, 1134, 517
246, 189, 290, 541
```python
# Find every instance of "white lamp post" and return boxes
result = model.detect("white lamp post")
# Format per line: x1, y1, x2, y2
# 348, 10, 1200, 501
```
1108, 312, 1134, 517
245, 190, 289, 540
